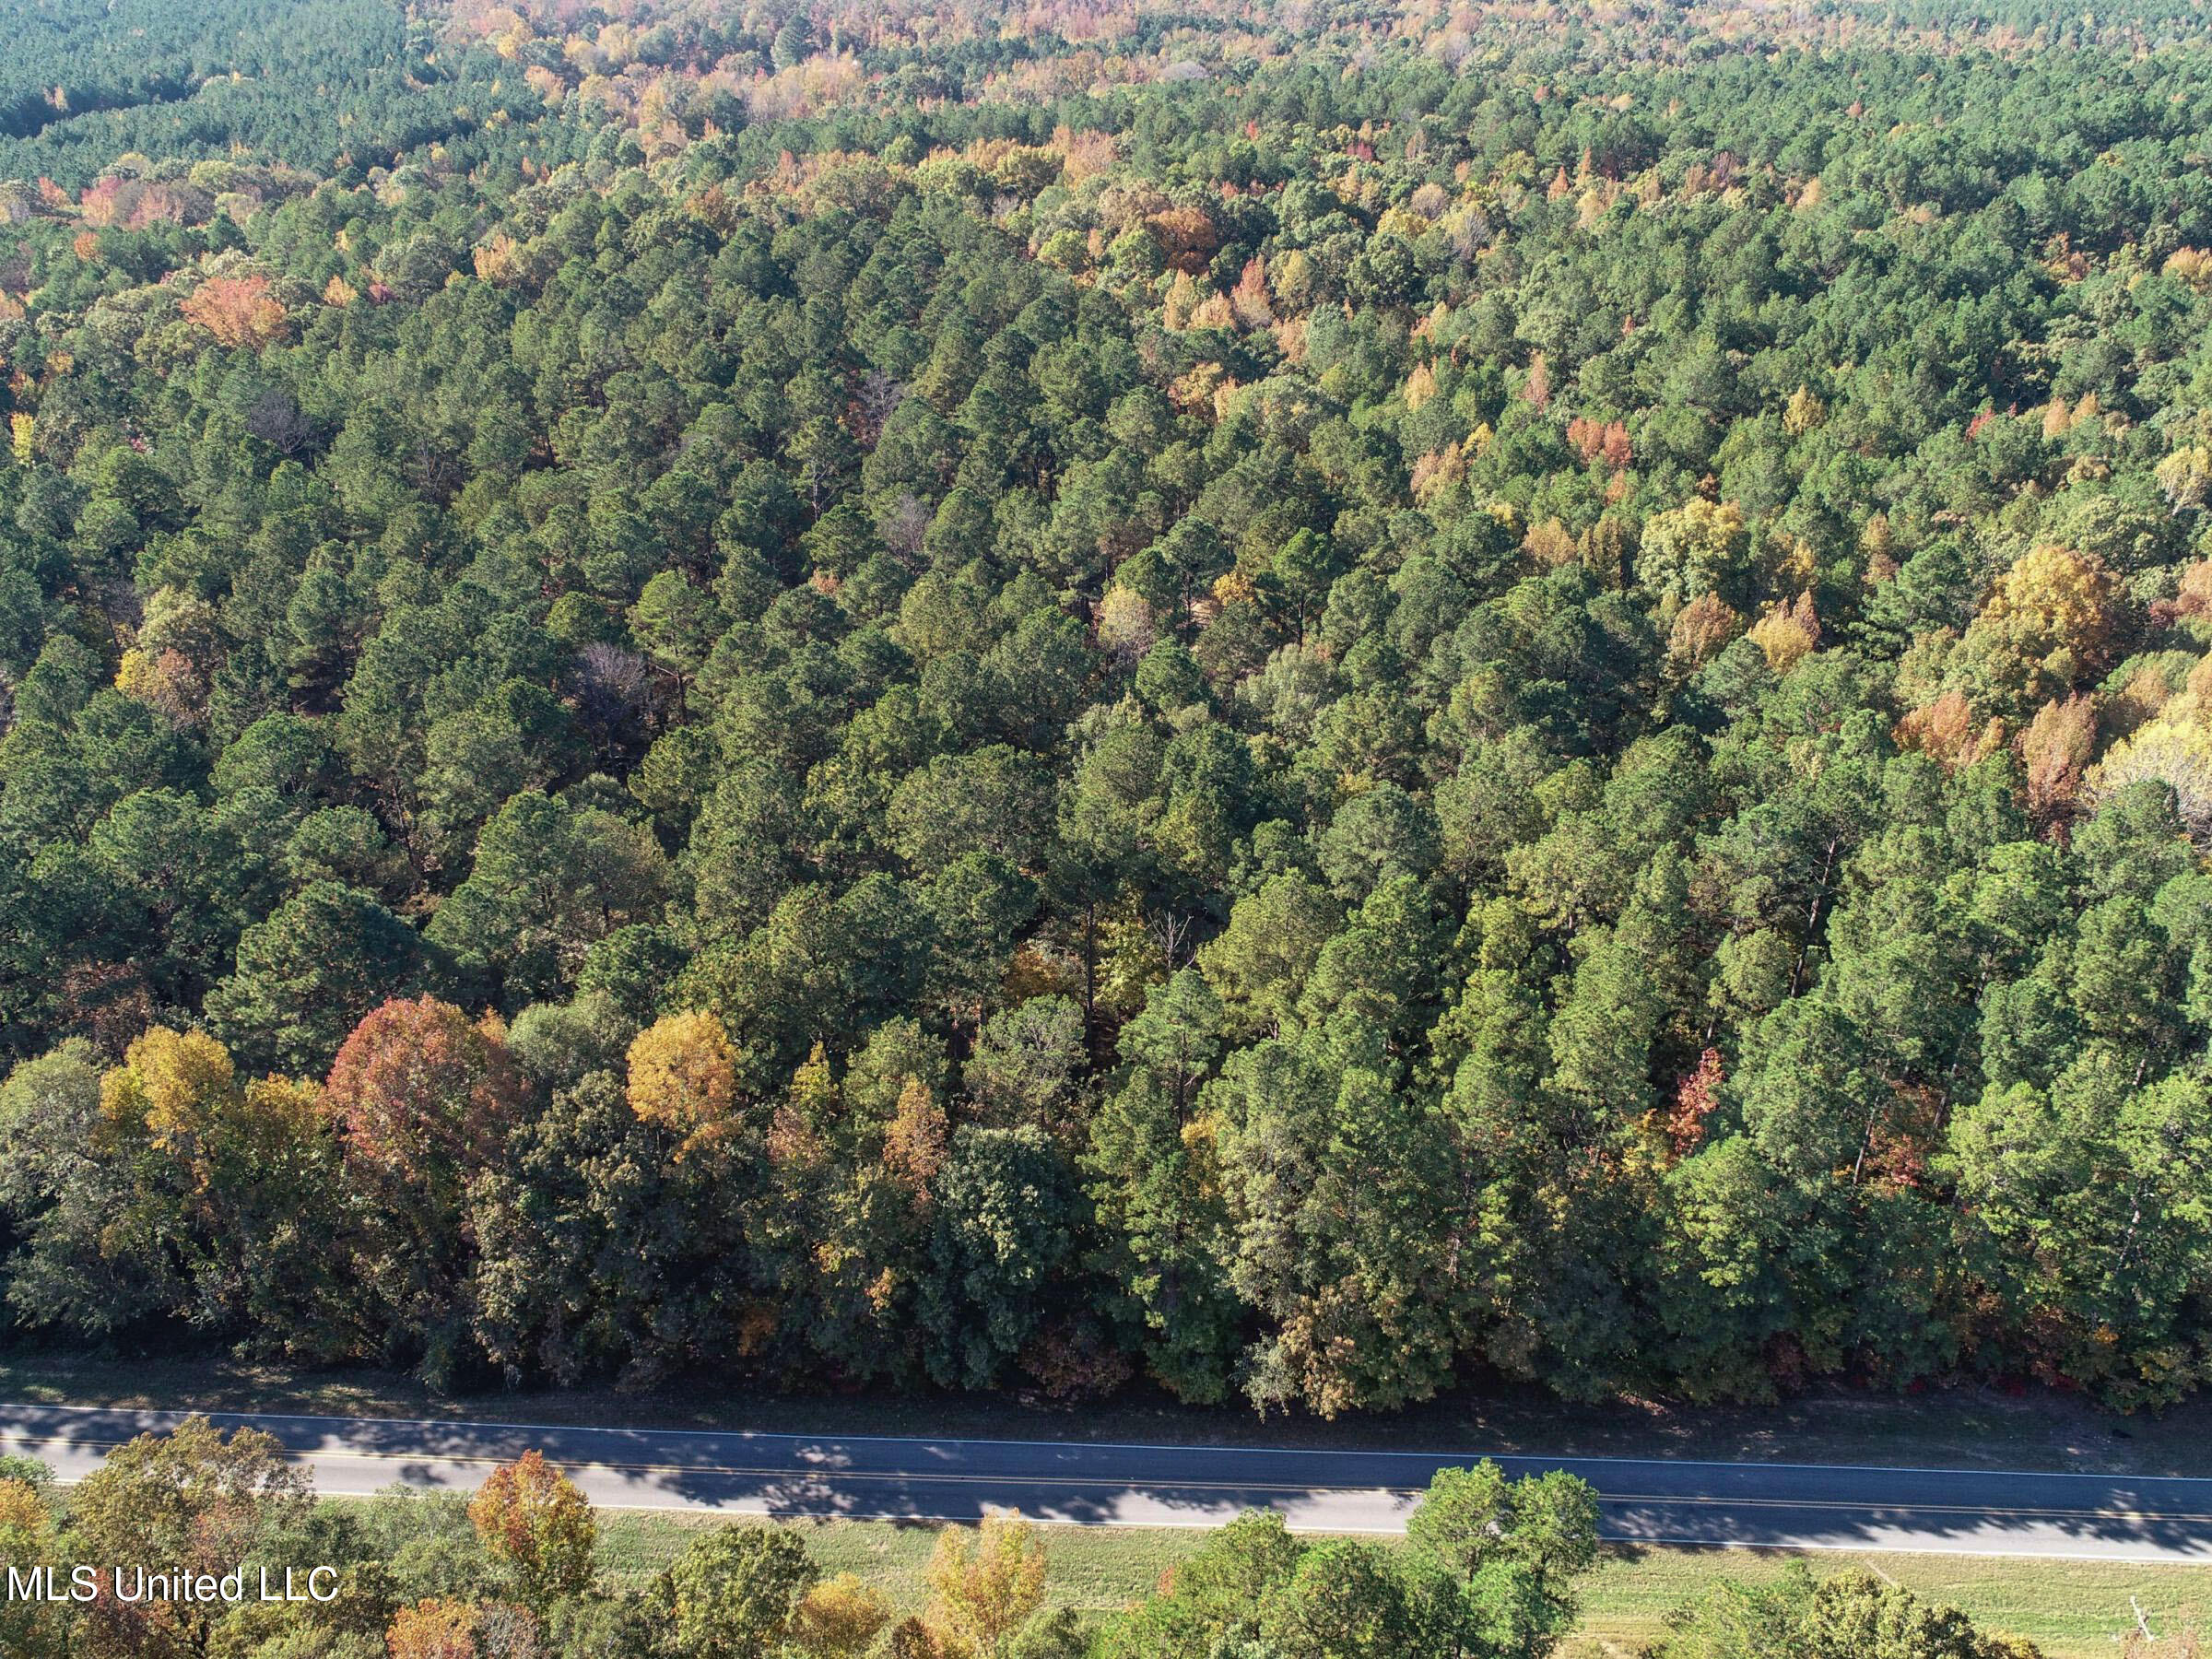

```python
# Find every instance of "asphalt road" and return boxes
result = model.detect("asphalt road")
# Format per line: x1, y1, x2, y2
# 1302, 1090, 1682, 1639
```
5, 1403, 2210, 1562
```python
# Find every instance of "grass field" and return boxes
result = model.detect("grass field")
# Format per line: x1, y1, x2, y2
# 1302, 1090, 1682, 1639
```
588, 1512, 2207, 1658
1564, 1544, 2206, 1657
594, 1511, 1201, 1612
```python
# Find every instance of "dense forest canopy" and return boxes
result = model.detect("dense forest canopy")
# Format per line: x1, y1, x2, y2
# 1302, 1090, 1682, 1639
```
2, 0, 2212, 1418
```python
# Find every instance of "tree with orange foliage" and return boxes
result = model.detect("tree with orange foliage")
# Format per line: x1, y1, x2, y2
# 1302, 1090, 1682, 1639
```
1667, 1048, 1724, 1158
1522, 350, 1551, 409
322, 997, 523, 1376
325, 997, 519, 1185
2175, 559, 2212, 621
113, 645, 209, 726
883, 1076, 948, 1196
2019, 693, 2099, 826
1230, 255, 1273, 326
1566, 416, 1630, 470
1894, 688, 2002, 772
467, 1451, 597, 1606
769, 1041, 835, 1172
1146, 205, 1218, 274
386, 1597, 478, 1659
179, 274, 288, 348
1665, 591, 1742, 673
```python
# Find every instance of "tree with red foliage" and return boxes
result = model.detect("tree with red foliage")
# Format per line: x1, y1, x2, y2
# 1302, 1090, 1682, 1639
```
1667, 1048, 1723, 1158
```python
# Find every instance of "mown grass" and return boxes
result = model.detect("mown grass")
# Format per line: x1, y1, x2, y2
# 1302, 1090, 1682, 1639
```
1564, 1544, 2208, 1657
592, 1512, 1202, 1614
590, 1512, 2206, 1658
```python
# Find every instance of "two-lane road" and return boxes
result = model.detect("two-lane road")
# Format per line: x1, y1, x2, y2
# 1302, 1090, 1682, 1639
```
5, 1403, 2210, 1562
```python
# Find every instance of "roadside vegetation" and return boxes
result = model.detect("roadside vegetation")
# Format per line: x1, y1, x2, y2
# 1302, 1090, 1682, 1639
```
8, 1416, 2181, 1659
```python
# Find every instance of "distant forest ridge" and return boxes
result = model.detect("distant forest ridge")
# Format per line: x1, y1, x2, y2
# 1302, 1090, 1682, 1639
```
5, 0, 2212, 185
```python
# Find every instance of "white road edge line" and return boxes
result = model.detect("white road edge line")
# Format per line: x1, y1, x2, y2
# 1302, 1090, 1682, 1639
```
2, 1402, 2203, 1486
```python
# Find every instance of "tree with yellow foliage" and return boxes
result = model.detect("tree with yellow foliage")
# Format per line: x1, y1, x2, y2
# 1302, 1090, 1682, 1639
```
923, 1513, 1056, 1659
100, 1026, 239, 1156
0, 1033, 333, 1347
626, 1010, 740, 1151
1783, 383, 1828, 435
99, 1030, 326, 1284
884, 1075, 949, 1195
0, 1465, 65, 1659
1096, 587, 1157, 665
770, 1041, 835, 1171
472, 231, 523, 285
2089, 655, 2212, 838
1955, 544, 2117, 714
2156, 444, 2212, 511
1638, 498, 1751, 607
112, 645, 206, 725
794, 1574, 894, 1658
1747, 592, 1820, 675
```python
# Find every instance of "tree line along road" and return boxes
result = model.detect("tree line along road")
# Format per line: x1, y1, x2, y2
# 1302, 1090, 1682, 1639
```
4, 1403, 2211, 1563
